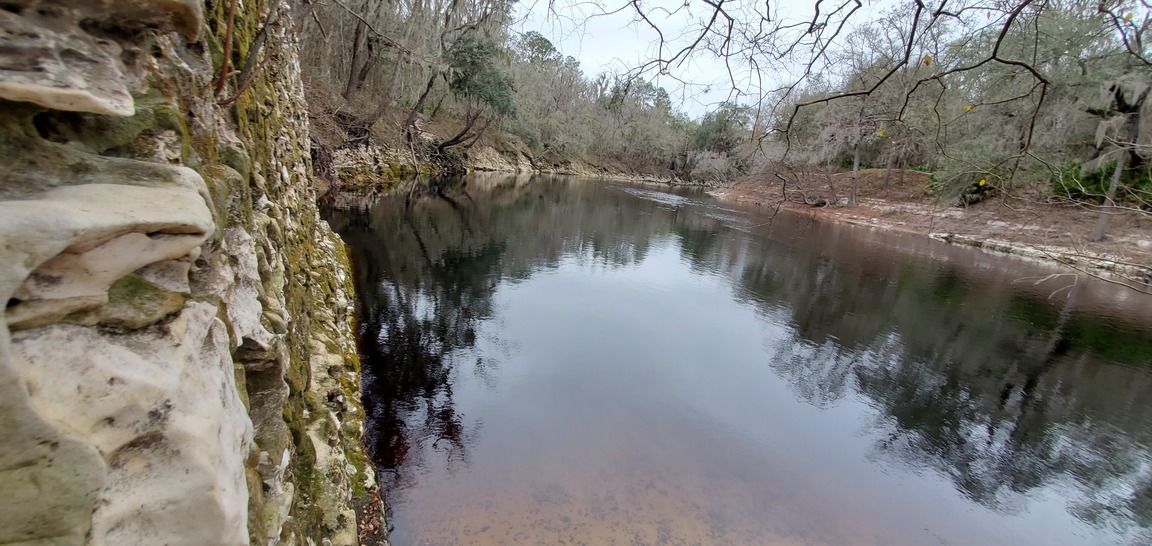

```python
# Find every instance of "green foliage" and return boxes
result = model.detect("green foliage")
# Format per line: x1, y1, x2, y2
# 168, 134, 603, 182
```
506, 119, 541, 150
516, 31, 561, 64
1055, 161, 1114, 202
927, 170, 994, 206
603, 79, 672, 114
691, 102, 750, 154
1054, 160, 1152, 206
446, 34, 517, 118
837, 157, 881, 170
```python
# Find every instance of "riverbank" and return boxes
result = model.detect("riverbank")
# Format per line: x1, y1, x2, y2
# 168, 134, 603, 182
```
713, 169, 1152, 292
305, 82, 709, 193
314, 138, 709, 199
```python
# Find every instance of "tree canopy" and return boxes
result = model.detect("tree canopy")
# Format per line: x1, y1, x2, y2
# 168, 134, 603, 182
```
293, 0, 1152, 223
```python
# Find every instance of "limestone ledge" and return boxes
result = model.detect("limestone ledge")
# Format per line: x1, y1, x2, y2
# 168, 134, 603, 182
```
329, 138, 686, 194
0, 1, 371, 545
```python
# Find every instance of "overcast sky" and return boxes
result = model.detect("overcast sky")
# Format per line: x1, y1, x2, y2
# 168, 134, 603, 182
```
513, 0, 747, 117
512, 0, 891, 118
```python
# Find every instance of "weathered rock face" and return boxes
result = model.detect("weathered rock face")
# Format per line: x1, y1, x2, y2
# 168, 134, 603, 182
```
0, 1, 370, 545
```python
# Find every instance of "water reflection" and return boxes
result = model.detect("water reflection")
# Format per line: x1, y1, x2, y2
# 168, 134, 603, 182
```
326, 174, 1152, 545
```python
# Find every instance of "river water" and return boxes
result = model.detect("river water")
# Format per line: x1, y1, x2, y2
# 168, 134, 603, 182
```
325, 174, 1152, 546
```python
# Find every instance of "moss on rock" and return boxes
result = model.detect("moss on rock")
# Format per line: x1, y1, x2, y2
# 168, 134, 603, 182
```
100, 274, 187, 329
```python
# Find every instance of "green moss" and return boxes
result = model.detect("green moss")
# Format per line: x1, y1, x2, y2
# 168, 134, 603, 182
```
234, 361, 250, 411
203, 1, 373, 540
219, 142, 253, 183
143, 94, 193, 162
330, 241, 372, 496
244, 466, 267, 545
101, 275, 186, 329
197, 163, 243, 232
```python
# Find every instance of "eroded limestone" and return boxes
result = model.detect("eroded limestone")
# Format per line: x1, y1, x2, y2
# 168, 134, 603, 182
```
0, 1, 370, 544
0, 0, 203, 116
11, 302, 252, 546
2, 182, 213, 330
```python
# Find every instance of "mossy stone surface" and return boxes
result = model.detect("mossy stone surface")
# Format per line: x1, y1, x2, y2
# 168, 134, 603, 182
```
100, 274, 187, 329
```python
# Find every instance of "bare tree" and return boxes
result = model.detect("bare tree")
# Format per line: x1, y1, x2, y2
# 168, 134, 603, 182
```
1089, 77, 1150, 241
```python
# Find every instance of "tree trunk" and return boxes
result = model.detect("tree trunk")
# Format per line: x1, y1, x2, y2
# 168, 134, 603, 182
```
462, 117, 494, 149
404, 73, 438, 141
429, 92, 448, 120
367, 17, 416, 125
344, 20, 368, 101
367, 49, 408, 125
1089, 86, 1149, 242
1089, 149, 1127, 242
849, 103, 866, 208
437, 106, 480, 152
823, 164, 838, 204
882, 150, 896, 191
849, 137, 862, 207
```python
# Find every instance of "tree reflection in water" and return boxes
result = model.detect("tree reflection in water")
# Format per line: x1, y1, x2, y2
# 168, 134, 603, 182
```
329, 175, 678, 496
326, 174, 1152, 541
748, 246, 1152, 539
342, 181, 500, 495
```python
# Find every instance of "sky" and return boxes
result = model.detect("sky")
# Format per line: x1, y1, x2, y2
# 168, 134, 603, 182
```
512, 0, 896, 118
513, 0, 753, 117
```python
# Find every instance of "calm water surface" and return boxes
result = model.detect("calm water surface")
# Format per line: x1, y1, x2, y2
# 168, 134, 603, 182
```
325, 174, 1152, 545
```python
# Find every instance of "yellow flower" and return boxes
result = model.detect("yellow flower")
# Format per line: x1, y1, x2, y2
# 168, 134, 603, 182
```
978, 179, 986, 186
877, 129, 885, 137
965, 105, 973, 111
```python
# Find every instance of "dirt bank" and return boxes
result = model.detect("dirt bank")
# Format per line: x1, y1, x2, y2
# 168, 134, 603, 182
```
712, 169, 1152, 292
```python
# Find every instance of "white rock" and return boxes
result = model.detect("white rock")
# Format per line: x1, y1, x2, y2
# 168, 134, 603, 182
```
0, 0, 202, 115
11, 302, 253, 546
137, 260, 194, 293
0, 155, 217, 545
200, 228, 276, 353
0, 10, 133, 116
2, 182, 212, 328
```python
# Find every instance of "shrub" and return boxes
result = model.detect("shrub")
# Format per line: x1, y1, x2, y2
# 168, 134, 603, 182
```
927, 170, 995, 206
1053, 160, 1152, 207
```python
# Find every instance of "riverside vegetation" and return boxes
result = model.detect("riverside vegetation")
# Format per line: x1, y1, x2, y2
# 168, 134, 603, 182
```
302, 0, 1150, 289
0, 0, 1149, 545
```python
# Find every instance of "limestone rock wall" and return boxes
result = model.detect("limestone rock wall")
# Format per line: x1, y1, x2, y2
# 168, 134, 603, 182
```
0, 1, 370, 545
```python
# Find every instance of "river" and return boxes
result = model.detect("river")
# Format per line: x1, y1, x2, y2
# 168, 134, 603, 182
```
324, 174, 1152, 545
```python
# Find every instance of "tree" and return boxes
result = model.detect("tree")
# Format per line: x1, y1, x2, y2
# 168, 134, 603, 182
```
692, 102, 750, 154
516, 31, 562, 64
569, 0, 1147, 191
436, 34, 517, 151
1088, 77, 1150, 241
299, 0, 516, 139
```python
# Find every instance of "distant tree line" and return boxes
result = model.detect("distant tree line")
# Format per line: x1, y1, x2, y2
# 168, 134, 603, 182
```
290, 0, 1151, 238
295, 0, 749, 173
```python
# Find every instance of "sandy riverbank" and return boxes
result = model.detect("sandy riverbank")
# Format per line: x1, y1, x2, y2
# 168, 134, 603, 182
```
711, 169, 1152, 291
